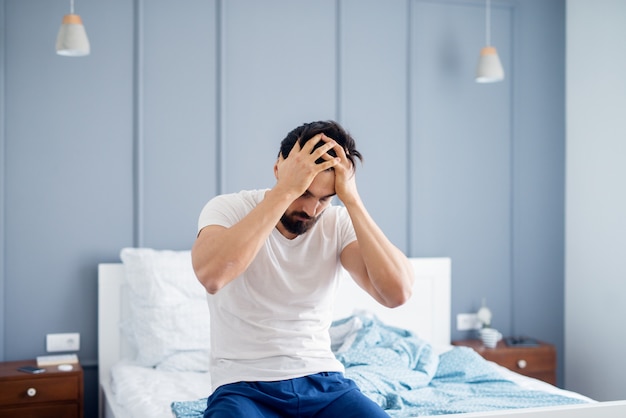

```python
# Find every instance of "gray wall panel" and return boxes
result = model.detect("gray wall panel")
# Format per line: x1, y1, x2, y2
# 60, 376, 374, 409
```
0, 0, 5, 362
4, 0, 135, 372
141, 0, 218, 249
340, 0, 409, 252
3, 2, 135, 414
566, 0, 626, 400
411, 0, 513, 335
512, 0, 566, 386
221, 0, 338, 193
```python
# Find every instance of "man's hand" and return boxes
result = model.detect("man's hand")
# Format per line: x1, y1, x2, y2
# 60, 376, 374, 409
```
319, 133, 359, 205
274, 134, 340, 199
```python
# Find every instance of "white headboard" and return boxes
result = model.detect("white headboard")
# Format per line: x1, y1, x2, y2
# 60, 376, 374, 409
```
333, 257, 451, 345
98, 257, 451, 393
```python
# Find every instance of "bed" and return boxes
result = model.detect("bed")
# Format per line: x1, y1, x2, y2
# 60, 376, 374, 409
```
98, 248, 626, 418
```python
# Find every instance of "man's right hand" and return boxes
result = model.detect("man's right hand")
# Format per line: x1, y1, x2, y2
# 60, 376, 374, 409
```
273, 133, 340, 199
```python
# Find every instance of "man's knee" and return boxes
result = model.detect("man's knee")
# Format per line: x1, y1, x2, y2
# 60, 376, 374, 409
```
318, 388, 389, 418
204, 393, 263, 418
204, 385, 282, 418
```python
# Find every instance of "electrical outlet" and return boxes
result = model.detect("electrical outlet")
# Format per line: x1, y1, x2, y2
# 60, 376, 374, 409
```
456, 313, 481, 331
46, 333, 80, 352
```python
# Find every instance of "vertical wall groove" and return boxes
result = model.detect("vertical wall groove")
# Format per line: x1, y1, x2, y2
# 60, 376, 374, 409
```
406, 0, 413, 256
335, 0, 342, 123
508, 3, 517, 336
0, 0, 6, 360
133, 0, 144, 247
216, 0, 224, 196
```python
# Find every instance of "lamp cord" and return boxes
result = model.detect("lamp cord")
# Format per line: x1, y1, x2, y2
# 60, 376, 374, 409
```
485, 0, 491, 46
70, 0, 75, 14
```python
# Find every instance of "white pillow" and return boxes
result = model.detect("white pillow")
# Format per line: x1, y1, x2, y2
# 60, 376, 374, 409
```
120, 248, 211, 371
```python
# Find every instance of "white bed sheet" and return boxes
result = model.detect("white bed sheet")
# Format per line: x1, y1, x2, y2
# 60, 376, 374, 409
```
107, 346, 593, 418
109, 360, 211, 418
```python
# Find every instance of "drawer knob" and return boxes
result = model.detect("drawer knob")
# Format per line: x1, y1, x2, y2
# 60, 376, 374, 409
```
517, 359, 528, 369
27, 387, 37, 397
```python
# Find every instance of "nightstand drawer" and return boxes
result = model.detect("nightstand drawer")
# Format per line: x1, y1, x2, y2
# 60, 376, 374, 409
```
0, 375, 80, 406
483, 347, 555, 374
0, 403, 79, 418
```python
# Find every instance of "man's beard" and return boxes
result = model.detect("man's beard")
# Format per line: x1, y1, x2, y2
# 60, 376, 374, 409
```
279, 210, 322, 236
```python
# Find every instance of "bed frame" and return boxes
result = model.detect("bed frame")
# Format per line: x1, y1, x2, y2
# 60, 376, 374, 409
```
98, 257, 626, 418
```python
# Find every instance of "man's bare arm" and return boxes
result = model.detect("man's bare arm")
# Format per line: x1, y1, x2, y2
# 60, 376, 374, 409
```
319, 134, 413, 308
339, 200, 414, 308
192, 137, 339, 294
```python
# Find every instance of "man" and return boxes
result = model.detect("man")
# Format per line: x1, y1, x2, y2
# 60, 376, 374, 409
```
192, 120, 414, 417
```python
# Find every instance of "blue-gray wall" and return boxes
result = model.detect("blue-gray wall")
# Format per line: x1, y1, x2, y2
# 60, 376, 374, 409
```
566, 0, 626, 401
1, 0, 565, 415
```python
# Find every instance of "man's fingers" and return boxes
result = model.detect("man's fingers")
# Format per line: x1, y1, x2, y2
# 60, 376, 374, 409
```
300, 133, 325, 153
323, 134, 347, 160
309, 141, 337, 162
316, 157, 341, 171
287, 139, 303, 157
289, 133, 342, 167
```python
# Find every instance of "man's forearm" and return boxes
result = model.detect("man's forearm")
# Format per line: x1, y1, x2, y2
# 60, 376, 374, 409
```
343, 196, 414, 307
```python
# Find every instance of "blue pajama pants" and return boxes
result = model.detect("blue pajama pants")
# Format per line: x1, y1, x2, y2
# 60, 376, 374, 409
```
203, 372, 389, 418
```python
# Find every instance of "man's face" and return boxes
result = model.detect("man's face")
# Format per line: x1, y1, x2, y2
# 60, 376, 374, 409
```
278, 170, 336, 238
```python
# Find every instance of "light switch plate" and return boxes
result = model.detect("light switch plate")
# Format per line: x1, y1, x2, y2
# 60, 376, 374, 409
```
46, 333, 80, 352
456, 313, 481, 331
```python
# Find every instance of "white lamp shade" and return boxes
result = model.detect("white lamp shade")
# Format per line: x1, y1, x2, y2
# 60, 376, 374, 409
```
56, 14, 90, 57
475, 46, 504, 83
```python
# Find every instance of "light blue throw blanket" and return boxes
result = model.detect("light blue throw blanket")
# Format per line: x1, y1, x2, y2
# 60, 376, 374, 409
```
171, 314, 587, 417
330, 314, 440, 410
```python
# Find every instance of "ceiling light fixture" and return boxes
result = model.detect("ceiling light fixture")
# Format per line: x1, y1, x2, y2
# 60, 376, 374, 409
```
56, 0, 90, 57
475, 0, 504, 83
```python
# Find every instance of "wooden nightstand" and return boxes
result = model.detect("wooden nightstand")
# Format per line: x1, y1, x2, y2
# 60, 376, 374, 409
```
452, 339, 557, 385
0, 359, 83, 417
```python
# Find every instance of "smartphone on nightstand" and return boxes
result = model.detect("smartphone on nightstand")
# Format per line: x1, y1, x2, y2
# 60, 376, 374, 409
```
18, 365, 46, 374
504, 336, 540, 347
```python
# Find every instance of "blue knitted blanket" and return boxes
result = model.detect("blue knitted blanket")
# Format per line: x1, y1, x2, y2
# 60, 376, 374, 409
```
171, 314, 587, 417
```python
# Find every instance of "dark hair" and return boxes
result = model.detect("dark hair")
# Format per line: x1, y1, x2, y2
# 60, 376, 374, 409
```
278, 120, 363, 167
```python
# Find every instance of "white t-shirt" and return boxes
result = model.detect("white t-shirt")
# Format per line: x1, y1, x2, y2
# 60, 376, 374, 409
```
197, 189, 357, 390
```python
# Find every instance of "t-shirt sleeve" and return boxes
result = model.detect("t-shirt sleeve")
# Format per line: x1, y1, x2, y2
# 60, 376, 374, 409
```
336, 206, 357, 251
197, 193, 248, 232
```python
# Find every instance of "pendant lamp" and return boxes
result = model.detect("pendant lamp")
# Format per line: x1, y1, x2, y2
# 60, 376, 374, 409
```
475, 0, 503, 83
56, 0, 90, 57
